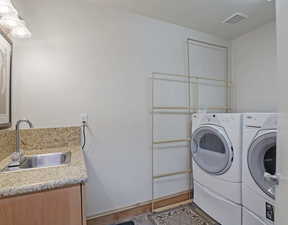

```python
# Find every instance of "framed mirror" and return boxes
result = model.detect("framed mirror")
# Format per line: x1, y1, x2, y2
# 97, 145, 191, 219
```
0, 31, 12, 129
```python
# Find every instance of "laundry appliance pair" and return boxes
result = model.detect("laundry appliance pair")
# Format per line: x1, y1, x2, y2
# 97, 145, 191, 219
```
191, 113, 278, 225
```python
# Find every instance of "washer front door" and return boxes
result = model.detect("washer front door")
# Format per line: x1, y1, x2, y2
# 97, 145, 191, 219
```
192, 125, 233, 175
248, 131, 277, 199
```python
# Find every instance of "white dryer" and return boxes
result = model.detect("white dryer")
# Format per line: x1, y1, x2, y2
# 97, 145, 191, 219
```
242, 113, 278, 225
191, 113, 242, 225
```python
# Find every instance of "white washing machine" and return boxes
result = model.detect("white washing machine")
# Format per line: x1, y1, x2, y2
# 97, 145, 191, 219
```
242, 113, 278, 225
191, 113, 242, 225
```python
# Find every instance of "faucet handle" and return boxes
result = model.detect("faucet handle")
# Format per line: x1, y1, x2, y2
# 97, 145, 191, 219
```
8, 151, 24, 167
11, 151, 23, 162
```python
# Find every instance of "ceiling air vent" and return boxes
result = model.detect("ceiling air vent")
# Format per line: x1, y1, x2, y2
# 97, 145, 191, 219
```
223, 13, 248, 24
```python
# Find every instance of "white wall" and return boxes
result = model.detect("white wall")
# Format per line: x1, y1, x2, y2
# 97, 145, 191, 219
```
231, 22, 277, 112
276, 1, 288, 225
12, 0, 229, 217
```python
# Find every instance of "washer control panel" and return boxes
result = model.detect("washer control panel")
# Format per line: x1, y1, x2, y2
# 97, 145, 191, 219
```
244, 114, 278, 129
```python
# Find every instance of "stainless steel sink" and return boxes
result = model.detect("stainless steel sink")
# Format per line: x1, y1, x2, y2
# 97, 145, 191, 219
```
1, 151, 71, 172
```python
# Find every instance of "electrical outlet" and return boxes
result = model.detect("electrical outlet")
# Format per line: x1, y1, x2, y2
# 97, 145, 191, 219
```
80, 113, 88, 123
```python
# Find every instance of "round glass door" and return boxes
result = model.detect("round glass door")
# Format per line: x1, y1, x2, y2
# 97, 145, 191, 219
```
248, 131, 277, 199
192, 126, 233, 175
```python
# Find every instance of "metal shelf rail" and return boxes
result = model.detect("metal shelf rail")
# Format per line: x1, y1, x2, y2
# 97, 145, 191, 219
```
151, 39, 231, 213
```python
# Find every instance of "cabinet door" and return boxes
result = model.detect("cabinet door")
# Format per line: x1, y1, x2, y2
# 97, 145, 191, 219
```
0, 185, 83, 225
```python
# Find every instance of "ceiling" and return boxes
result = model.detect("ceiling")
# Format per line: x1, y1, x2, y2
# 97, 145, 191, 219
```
87, 0, 275, 40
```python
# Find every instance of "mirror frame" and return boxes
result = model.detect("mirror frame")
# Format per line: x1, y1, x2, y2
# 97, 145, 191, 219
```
0, 30, 12, 130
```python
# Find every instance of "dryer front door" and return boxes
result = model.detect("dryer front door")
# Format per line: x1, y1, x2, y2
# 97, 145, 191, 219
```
248, 131, 277, 199
192, 125, 233, 175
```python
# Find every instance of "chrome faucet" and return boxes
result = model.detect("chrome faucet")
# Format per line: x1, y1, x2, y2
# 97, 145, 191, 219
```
10, 120, 33, 166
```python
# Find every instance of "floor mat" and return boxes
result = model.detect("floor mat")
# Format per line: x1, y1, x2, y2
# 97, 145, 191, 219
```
116, 221, 135, 225
149, 203, 220, 225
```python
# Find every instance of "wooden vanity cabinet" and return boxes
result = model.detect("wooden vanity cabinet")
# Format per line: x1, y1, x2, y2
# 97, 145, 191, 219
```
0, 184, 86, 225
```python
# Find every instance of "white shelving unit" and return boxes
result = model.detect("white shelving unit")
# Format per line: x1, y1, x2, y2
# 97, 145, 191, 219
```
151, 39, 231, 212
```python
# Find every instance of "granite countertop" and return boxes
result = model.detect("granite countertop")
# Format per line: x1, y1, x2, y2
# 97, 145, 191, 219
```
0, 146, 88, 198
